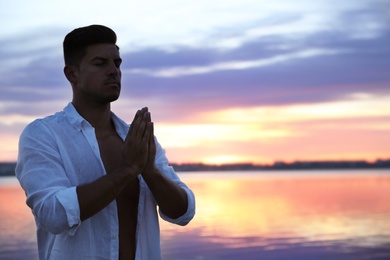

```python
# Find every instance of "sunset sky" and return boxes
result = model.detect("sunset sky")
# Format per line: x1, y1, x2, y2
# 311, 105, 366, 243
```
0, 0, 389, 165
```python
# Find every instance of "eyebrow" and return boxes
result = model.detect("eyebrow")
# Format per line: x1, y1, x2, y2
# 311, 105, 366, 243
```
91, 56, 122, 63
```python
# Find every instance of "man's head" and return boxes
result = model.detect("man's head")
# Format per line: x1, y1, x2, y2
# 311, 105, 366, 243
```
63, 25, 118, 67
63, 25, 122, 105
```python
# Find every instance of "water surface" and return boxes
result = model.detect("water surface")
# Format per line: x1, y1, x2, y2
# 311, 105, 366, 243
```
1, 170, 390, 259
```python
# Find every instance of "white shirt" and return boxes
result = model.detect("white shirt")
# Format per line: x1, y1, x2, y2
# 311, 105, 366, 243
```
15, 103, 196, 260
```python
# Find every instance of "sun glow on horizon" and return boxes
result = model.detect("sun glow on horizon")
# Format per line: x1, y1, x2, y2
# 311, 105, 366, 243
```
153, 93, 390, 165
1, 93, 389, 164
200, 155, 252, 165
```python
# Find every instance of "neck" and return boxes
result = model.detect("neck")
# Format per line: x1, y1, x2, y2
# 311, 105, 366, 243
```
72, 98, 113, 130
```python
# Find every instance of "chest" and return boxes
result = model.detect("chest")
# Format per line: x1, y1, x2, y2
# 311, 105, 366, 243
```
96, 131, 124, 174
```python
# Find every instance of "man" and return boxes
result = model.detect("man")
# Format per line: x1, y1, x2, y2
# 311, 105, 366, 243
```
15, 25, 195, 260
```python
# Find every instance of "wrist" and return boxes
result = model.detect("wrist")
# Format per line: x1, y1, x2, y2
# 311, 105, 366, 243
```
141, 165, 160, 182
117, 165, 140, 182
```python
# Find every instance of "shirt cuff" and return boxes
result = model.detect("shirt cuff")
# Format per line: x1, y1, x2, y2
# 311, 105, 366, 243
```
56, 187, 81, 235
160, 187, 196, 226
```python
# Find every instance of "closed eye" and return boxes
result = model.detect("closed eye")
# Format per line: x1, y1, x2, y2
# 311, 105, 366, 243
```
114, 59, 122, 68
91, 57, 121, 68
92, 58, 107, 66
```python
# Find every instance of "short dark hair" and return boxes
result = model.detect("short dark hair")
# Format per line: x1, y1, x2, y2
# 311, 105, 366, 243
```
63, 24, 118, 67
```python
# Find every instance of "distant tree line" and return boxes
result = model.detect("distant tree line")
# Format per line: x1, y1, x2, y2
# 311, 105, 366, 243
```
170, 159, 390, 172
268, 159, 390, 170
1, 159, 390, 176
0, 162, 17, 176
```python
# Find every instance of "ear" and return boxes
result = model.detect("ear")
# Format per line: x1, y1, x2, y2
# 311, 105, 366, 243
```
64, 65, 78, 84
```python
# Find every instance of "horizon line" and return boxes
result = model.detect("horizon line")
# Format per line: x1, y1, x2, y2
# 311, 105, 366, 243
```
1, 158, 389, 166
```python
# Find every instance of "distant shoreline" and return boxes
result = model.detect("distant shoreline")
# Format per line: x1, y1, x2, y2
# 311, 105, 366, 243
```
1, 159, 389, 177
170, 159, 390, 172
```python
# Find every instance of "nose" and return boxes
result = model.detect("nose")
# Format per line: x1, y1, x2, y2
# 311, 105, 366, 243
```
107, 61, 120, 76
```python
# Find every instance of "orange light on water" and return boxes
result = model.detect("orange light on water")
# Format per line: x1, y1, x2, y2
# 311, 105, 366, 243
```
160, 173, 390, 249
0, 186, 36, 241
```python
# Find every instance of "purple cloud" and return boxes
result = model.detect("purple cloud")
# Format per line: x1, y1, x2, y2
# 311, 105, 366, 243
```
0, 5, 389, 122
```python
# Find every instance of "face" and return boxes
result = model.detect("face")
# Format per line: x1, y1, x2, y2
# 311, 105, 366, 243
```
71, 43, 122, 104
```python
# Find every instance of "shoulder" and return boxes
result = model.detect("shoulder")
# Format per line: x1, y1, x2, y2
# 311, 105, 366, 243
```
21, 111, 65, 138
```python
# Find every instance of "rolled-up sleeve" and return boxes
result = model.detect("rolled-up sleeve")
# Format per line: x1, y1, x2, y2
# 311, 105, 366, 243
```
159, 184, 196, 226
15, 121, 81, 235
154, 137, 196, 226
55, 187, 81, 234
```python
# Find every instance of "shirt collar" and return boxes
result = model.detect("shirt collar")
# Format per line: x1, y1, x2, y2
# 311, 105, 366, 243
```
63, 102, 87, 132
63, 102, 129, 138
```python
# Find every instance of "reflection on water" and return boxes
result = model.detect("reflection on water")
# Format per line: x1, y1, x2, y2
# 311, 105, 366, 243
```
0, 184, 37, 260
160, 170, 390, 259
1, 170, 390, 259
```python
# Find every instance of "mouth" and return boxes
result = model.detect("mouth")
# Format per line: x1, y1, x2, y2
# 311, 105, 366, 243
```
105, 80, 121, 88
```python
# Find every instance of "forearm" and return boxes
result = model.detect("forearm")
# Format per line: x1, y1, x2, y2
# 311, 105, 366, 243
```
77, 168, 138, 221
142, 168, 188, 219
